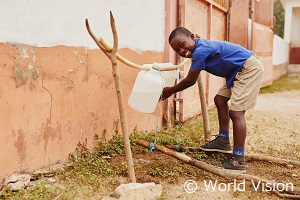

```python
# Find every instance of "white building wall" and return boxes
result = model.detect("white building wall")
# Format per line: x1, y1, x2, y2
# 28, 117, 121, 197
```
284, 0, 300, 44
291, 7, 300, 47
273, 35, 289, 65
0, 0, 166, 52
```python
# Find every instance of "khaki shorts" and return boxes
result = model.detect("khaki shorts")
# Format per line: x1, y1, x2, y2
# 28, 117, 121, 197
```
217, 54, 264, 111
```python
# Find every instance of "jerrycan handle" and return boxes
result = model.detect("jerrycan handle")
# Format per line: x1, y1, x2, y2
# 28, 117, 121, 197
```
149, 66, 165, 88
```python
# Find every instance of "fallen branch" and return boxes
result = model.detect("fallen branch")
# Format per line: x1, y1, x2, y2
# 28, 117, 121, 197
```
278, 193, 300, 199
137, 140, 300, 197
165, 145, 300, 167
165, 144, 203, 152
246, 154, 300, 167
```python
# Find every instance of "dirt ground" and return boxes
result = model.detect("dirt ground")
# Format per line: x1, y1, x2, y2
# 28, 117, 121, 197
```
151, 90, 300, 200
247, 91, 300, 157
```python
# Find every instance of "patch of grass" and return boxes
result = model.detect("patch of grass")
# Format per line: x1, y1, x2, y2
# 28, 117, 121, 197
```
97, 134, 126, 156
148, 162, 179, 180
2, 142, 121, 200
68, 152, 115, 178
185, 151, 208, 161
130, 123, 207, 150
259, 75, 300, 93
1, 181, 66, 200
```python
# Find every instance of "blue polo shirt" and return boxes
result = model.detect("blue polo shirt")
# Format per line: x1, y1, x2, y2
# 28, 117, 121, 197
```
191, 38, 253, 88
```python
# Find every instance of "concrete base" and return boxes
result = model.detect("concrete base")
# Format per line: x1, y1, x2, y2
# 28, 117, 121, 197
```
288, 65, 300, 74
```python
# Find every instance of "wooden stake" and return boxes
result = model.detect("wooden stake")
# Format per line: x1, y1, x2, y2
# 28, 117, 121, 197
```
86, 12, 136, 183
197, 73, 211, 143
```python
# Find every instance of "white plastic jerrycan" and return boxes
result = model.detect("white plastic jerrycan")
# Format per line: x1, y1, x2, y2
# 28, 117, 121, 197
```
128, 66, 165, 113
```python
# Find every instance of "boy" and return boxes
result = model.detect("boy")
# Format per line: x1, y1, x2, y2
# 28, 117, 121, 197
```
161, 27, 264, 172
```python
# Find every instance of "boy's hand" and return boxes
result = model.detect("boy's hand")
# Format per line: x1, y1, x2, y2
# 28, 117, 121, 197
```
160, 87, 173, 101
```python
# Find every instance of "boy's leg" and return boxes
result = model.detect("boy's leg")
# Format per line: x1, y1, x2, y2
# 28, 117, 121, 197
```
199, 87, 232, 154
215, 95, 230, 131
229, 110, 246, 147
222, 110, 247, 173
222, 54, 264, 172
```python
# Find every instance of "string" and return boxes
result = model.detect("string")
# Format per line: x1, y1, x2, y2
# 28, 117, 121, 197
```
149, 68, 165, 152
174, 71, 182, 152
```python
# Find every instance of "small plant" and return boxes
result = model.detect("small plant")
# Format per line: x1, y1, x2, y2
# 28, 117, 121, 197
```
148, 162, 181, 183
97, 134, 125, 156
187, 151, 208, 161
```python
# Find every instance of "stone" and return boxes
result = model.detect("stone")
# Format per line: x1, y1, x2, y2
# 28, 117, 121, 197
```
1, 173, 31, 191
286, 164, 294, 169
46, 177, 56, 183
102, 182, 163, 200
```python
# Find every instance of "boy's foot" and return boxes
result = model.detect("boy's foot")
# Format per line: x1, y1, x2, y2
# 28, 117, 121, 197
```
199, 135, 232, 154
222, 154, 246, 173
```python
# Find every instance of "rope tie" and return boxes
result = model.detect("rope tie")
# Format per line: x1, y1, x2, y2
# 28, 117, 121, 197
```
174, 144, 180, 152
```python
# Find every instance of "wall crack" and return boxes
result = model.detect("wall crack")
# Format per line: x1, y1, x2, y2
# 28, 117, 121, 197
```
42, 79, 53, 124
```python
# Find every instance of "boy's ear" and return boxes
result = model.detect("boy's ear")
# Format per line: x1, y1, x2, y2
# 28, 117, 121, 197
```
190, 33, 195, 40
190, 33, 200, 40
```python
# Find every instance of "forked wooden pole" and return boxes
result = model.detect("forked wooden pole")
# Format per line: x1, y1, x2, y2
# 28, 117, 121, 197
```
86, 12, 136, 183
97, 37, 189, 71
85, 11, 211, 183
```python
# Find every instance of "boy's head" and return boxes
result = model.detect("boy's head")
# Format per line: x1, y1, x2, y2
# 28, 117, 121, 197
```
168, 27, 195, 58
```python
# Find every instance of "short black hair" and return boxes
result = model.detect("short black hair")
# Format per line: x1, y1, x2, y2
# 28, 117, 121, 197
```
169, 27, 192, 43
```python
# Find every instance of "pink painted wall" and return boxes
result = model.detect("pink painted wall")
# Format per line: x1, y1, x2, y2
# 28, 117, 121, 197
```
178, 0, 228, 121
230, 0, 276, 87
0, 43, 165, 179
229, 0, 249, 48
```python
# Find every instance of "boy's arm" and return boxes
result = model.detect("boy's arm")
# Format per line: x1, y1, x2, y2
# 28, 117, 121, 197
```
161, 68, 201, 100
